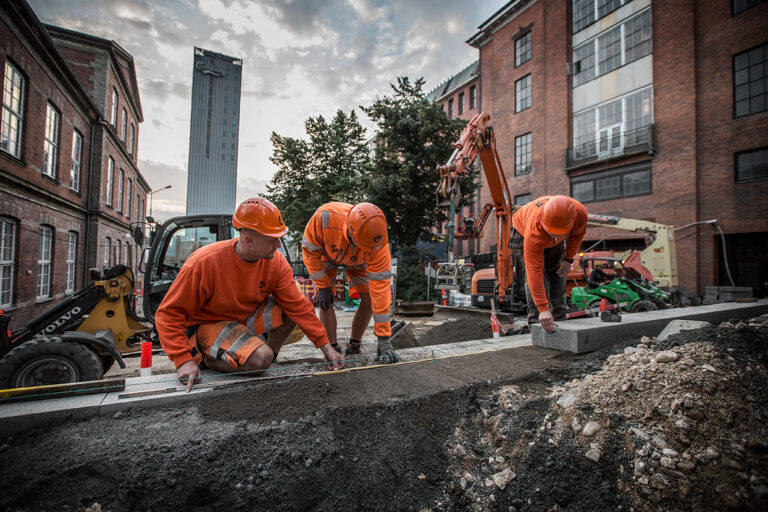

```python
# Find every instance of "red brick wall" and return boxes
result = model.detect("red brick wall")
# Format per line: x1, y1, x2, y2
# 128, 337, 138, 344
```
476, 0, 570, 254
693, 0, 768, 289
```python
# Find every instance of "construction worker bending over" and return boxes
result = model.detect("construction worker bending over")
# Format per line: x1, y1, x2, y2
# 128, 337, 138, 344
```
511, 195, 587, 333
302, 202, 397, 364
156, 198, 344, 391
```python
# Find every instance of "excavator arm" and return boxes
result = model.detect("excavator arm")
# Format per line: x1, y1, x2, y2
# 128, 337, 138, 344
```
436, 112, 516, 305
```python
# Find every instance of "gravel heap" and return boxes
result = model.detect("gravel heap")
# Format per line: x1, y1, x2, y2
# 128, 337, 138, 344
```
434, 315, 768, 511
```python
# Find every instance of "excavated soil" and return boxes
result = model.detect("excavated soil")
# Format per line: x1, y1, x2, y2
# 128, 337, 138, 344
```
0, 315, 766, 512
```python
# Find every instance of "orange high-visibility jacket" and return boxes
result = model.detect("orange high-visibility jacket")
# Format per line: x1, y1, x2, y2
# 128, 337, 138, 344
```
512, 196, 587, 312
302, 202, 393, 337
156, 239, 330, 368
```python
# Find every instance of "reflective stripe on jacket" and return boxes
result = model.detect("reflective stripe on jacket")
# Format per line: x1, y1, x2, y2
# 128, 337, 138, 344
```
302, 202, 392, 337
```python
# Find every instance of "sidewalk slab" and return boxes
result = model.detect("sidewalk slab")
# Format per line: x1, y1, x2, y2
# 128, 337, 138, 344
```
532, 300, 768, 353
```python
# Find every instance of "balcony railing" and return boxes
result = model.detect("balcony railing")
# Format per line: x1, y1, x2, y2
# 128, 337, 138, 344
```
565, 124, 655, 170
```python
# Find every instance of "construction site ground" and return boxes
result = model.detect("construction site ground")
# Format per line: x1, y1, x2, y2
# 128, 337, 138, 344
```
1, 306, 767, 511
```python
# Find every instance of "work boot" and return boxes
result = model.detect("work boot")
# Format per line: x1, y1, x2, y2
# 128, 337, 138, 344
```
344, 341, 362, 356
330, 343, 342, 354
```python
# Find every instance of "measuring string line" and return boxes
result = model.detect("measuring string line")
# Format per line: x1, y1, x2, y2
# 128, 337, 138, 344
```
0, 351, 438, 402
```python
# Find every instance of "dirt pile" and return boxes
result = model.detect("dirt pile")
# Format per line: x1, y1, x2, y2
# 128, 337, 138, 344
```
417, 318, 494, 346
434, 315, 768, 511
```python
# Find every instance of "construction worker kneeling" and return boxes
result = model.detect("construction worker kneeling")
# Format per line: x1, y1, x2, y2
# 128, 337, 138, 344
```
155, 198, 344, 391
302, 202, 397, 364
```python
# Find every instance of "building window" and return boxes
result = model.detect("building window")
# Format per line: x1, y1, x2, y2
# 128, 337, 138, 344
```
515, 133, 532, 175
515, 32, 532, 67
121, 108, 127, 141
1, 61, 24, 158
129, 124, 135, 157
514, 193, 532, 206
37, 226, 53, 299
111, 89, 118, 126
43, 103, 60, 178
573, 0, 629, 33
597, 26, 622, 75
571, 162, 651, 203
71, 130, 82, 192
136, 194, 141, 221
458, 92, 465, 115
106, 157, 114, 206
515, 74, 531, 112
0, 217, 16, 307
117, 169, 124, 212
624, 9, 653, 63
573, 8, 652, 87
66, 231, 77, 293
116, 239, 121, 265
733, 0, 767, 14
573, 86, 653, 159
734, 43, 767, 117
469, 85, 477, 109
736, 147, 768, 182
104, 237, 111, 268
126, 178, 132, 218
448, 98, 454, 119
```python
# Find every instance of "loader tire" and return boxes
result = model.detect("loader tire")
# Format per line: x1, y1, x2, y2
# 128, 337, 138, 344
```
630, 300, 658, 313
0, 338, 104, 389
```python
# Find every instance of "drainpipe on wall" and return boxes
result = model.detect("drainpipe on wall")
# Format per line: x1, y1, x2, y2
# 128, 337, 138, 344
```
82, 122, 98, 289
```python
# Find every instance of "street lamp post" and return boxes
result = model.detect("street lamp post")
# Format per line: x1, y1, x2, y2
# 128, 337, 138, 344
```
148, 184, 172, 221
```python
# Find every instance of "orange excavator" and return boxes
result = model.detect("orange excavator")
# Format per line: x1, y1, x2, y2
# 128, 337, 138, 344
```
435, 112, 520, 309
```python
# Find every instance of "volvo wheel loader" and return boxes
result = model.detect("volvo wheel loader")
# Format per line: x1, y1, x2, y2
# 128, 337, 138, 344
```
0, 214, 306, 389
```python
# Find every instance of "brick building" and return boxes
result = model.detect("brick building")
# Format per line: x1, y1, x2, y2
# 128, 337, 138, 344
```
0, 0, 148, 329
426, 61, 485, 257
434, 0, 768, 297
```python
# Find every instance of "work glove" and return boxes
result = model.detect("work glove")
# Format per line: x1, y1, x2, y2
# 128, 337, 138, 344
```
376, 336, 398, 364
316, 287, 333, 310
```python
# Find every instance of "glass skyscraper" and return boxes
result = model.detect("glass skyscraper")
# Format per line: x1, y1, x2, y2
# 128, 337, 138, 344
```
186, 47, 242, 215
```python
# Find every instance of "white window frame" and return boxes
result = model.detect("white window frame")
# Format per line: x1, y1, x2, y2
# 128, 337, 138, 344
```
573, 86, 653, 157
0, 217, 16, 307
71, 130, 82, 191
37, 226, 52, 299
117, 169, 124, 212
66, 231, 77, 293
116, 239, 122, 265
1, 61, 24, 158
573, 8, 652, 87
515, 74, 532, 112
129, 124, 135, 157
126, 178, 132, 219
104, 236, 111, 269
121, 108, 127, 141
106, 157, 114, 206
111, 88, 118, 126
43, 103, 59, 178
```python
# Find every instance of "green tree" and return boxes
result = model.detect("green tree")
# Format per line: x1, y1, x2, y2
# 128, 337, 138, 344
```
362, 77, 472, 300
266, 109, 371, 237
361, 76, 471, 248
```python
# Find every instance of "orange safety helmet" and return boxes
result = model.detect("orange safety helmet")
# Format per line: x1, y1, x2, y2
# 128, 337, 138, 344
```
232, 197, 288, 238
346, 203, 388, 251
541, 195, 576, 235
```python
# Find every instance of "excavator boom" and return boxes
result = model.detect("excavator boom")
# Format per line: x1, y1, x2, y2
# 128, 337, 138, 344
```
436, 112, 516, 305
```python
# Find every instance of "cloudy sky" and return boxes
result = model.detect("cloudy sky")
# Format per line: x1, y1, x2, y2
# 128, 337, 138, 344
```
30, 0, 507, 221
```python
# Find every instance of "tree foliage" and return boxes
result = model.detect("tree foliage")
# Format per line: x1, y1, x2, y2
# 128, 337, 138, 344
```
266, 110, 371, 237
361, 76, 470, 249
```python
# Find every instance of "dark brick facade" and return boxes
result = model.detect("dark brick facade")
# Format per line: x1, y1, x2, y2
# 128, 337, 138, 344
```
0, 0, 148, 329
456, 0, 768, 297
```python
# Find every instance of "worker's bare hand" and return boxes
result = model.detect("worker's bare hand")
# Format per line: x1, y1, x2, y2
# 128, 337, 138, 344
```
557, 260, 572, 278
177, 360, 202, 392
539, 310, 556, 333
321, 343, 345, 370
